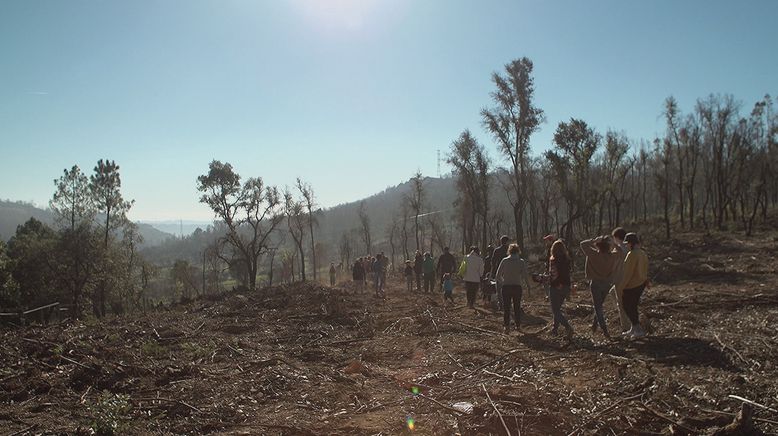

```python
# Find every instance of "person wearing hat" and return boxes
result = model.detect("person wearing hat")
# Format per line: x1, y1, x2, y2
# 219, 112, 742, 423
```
490, 236, 511, 310
617, 233, 649, 338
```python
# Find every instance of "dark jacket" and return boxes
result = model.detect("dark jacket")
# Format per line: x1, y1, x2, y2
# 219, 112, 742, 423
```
352, 262, 365, 280
413, 253, 424, 274
490, 244, 509, 277
436, 252, 456, 275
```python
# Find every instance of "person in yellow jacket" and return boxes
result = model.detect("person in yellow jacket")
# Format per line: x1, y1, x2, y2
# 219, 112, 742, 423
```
616, 233, 649, 338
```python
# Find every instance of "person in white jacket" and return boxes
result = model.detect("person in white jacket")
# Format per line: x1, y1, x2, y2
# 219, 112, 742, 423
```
462, 246, 485, 309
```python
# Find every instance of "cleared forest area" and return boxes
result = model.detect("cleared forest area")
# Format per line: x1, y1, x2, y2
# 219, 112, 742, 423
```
1, 231, 776, 435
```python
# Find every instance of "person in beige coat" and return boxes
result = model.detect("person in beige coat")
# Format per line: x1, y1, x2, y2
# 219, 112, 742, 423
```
609, 227, 630, 332
580, 235, 618, 338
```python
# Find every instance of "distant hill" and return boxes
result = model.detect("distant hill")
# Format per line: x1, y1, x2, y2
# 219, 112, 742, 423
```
0, 200, 174, 247
139, 220, 213, 238
314, 175, 459, 248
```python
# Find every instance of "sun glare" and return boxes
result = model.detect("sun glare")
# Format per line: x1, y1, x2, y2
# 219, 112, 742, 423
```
291, 0, 381, 32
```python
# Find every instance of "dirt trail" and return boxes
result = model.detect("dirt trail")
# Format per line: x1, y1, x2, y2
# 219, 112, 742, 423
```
1, 233, 777, 435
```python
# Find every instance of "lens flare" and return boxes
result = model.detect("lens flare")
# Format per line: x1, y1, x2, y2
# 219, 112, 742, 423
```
406, 416, 415, 431
411, 386, 420, 395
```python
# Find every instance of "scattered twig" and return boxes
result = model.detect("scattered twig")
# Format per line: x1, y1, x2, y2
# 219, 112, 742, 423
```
449, 319, 501, 336
248, 357, 301, 371
699, 407, 778, 425
326, 337, 371, 346
483, 384, 511, 436
465, 348, 523, 377
7, 424, 37, 436
714, 333, 749, 365
483, 369, 519, 382
59, 355, 96, 371
566, 392, 644, 436
728, 395, 778, 413
639, 402, 696, 433
418, 393, 465, 415
135, 397, 202, 413
79, 386, 92, 404
425, 309, 439, 334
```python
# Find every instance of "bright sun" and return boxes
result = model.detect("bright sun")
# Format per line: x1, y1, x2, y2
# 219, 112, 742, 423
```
291, 0, 381, 32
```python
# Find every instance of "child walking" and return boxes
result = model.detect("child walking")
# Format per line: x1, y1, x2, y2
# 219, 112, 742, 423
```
442, 273, 454, 304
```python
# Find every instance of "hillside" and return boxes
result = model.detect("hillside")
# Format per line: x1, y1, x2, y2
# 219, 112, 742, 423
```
0, 200, 174, 247
1, 231, 776, 434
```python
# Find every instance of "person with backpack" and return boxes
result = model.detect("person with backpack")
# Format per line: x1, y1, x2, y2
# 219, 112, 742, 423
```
461, 246, 484, 309
436, 247, 457, 291
548, 239, 574, 339
617, 233, 650, 338
494, 243, 532, 333
580, 236, 618, 338
422, 252, 435, 293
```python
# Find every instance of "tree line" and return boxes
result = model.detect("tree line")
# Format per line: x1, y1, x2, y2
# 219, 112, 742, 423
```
0, 161, 148, 317
2, 56, 774, 316
440, 58, 776, 256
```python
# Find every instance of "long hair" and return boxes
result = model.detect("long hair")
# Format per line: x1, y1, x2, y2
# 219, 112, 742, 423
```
550, 240, 569, 262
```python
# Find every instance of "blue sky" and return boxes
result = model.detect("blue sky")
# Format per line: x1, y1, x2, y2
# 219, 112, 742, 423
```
1, 0, 776, 221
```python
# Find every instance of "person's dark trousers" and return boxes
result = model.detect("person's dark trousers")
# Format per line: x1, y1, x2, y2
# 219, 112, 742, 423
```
622, 284, 646, 326
502, 284, 523, 328
465, 281, 479, 307
549, 286, 571, 331
423, 274, 433, 293
590, 279, 610, 334
415, 273, 422, 292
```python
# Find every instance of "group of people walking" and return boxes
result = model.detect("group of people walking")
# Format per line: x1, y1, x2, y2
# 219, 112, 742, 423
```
350, 253, 389, 297
347, 226, 650, 340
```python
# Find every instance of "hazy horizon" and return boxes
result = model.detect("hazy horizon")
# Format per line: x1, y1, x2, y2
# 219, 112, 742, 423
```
2, 0, 776, 221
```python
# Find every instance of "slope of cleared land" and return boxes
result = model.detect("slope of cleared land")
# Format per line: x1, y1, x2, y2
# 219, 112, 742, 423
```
1, 232, 777, 435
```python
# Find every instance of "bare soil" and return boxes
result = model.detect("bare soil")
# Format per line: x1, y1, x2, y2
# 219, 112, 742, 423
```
1, 232, 777, 435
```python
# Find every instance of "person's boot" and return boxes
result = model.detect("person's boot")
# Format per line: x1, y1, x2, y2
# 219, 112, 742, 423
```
631, 324, 646, 338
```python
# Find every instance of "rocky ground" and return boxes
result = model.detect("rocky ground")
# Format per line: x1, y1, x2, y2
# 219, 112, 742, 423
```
1, 231, 777, 435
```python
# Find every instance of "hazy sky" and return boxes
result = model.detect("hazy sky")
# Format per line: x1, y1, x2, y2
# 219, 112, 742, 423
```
1, 0, 776, 221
